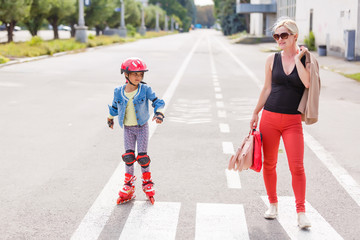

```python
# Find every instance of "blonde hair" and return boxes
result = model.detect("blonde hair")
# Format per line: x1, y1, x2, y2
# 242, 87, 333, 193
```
272, 16, 299, 35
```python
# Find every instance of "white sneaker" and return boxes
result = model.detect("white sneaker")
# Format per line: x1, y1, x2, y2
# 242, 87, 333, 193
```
298, 212, 311, 229
264, 204, 278, 219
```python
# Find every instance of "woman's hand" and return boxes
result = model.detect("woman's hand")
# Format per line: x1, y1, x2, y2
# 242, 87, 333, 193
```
295, 46, 308, 61
250, 113, 259, 129
152, 112, 164, 124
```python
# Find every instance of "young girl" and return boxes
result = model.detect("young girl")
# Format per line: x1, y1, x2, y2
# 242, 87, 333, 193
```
250, 17, 315, 229
107, 57, 165, 204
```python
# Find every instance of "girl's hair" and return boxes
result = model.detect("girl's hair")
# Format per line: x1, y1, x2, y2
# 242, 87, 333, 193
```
272, 16, 299, 35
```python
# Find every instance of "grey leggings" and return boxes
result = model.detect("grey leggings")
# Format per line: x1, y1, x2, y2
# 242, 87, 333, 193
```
124, 123, 149, 175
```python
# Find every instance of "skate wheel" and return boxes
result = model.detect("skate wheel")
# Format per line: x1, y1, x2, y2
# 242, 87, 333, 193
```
117, 195, 136, 205
149, 196, 155, 205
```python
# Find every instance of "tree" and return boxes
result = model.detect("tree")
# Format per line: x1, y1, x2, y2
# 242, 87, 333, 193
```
23, 0, 50, 36
144, 4, 165, 30
196, 5, 215, 28
217, 0, 249, 35
46, 0, 76, 39
85, 0, 116, 35
0, 0, 31, 42
107, 0, 141, 29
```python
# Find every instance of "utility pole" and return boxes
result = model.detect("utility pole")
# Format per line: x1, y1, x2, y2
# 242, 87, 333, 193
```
139, 3, 146, 36
75, 0, 88, 43
119, 0, 127, 37
155, 3, 160, 32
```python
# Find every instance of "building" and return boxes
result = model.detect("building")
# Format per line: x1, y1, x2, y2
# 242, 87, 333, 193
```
236, 0, 360, 60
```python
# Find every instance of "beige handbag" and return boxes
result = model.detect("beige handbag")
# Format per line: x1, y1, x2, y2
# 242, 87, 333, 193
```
228, 130, 254, 172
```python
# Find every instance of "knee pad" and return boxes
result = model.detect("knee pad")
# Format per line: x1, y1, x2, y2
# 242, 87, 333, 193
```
137, 154, 151, 168
122, 152, 136, 166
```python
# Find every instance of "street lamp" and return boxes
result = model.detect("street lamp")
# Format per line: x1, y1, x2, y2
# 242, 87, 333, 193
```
119, 0, 127, 37
139, 0, 146, 36
75, 0, 88, 43
155, 2, 160, 32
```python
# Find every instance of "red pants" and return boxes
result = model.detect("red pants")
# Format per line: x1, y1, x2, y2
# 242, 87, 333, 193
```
260, 110, 306, 213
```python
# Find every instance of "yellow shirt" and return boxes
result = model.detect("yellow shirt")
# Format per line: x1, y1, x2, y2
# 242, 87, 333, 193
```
123, 89, 138, 126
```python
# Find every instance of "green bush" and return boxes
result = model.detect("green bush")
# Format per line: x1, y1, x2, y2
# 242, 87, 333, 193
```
88, 34, 95, 40
28, 36, 43, 46
0, 55, 9, 64
304, 31, 316, 51
126, 24, 137, 37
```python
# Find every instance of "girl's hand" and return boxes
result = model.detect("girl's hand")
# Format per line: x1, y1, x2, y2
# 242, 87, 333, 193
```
107, 118, 114, 129
250, 113, 259, 130
152, 112, 164, 124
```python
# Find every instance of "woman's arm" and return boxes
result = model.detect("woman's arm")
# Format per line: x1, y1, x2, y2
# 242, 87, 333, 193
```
250, 54, 274, 129
295, 46, 310, 88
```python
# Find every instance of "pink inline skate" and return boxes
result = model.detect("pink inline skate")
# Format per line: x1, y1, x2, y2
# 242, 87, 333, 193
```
142, 172, 155, 204
117, 173, 136, 204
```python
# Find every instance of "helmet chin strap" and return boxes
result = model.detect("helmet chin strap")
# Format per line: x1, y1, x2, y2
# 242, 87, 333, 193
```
125, 74, 136, 86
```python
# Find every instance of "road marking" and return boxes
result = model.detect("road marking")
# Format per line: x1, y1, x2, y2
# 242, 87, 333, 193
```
213, 82, 220, 86
215, 93, 223, 99
70, 163, 125, 240
261, 196, 343, 240
219, 123, 230, 133
225, 169, 242, 188
119, 201, 181, 240
195, 203, 250, 240
216, 101, 224, 108
217, 36, 360, 214
0, 82, 24, 87
214, 87, 221, 92
304, 131, 360, 208
215, 38, 263, 89
71, 35, 204, 240
217, 110, 227, 118
222, 141, 235, 155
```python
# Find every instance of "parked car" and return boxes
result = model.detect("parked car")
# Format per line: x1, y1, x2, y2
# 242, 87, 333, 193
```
58, 25, 71, 31
0, 24, 21, 31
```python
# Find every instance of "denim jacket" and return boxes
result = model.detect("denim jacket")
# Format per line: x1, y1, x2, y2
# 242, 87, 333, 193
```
108, 83, 165, 128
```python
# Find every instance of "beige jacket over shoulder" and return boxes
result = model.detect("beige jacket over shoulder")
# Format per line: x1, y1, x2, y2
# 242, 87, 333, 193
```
297, 52, 321, 125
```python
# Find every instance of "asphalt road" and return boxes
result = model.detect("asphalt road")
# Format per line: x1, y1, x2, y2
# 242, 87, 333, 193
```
0, 29, 359, 240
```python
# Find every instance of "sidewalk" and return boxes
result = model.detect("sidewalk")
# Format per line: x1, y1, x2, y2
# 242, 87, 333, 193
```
258, 42, 360, 75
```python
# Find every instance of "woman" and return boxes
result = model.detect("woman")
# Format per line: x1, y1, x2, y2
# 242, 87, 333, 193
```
250, 17, 313, 229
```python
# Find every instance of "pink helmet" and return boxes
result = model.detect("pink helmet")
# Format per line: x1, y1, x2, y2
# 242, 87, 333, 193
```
121, 57, 148, 74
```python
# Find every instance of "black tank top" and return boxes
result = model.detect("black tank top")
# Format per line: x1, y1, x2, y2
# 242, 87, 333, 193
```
264, 52, 306, 114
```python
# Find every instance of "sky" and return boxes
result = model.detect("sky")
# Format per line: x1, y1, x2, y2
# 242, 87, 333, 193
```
194, 0, 214, 6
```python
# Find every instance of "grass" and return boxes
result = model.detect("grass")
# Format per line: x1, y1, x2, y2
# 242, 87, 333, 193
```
0, 31, 176, 62
343, 73, 360, 82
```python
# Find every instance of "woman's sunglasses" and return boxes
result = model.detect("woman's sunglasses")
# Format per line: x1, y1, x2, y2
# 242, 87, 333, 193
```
273, 32, 293, 40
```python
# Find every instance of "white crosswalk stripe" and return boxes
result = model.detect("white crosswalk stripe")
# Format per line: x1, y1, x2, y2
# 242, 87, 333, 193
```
119, 201, 181, 240
261, 196, 344, 240
195, 203, 250, 240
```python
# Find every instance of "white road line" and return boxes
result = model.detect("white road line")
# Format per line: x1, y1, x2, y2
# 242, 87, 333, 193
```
195, 203, 249, 240
215, 38, 263, 89
217, 110, 227, 118
219, 123, 230, 133
225, 169, 242, 188
215, 93, 223, 99
216, 101, 224, 108
71, 35, 204, 240
214, 87, 221, 92
222, 141, 235, 155
304, 131, 360, 208
119, 201, 181, 240
261, 196, 343, 240
216, 36, 360, 212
